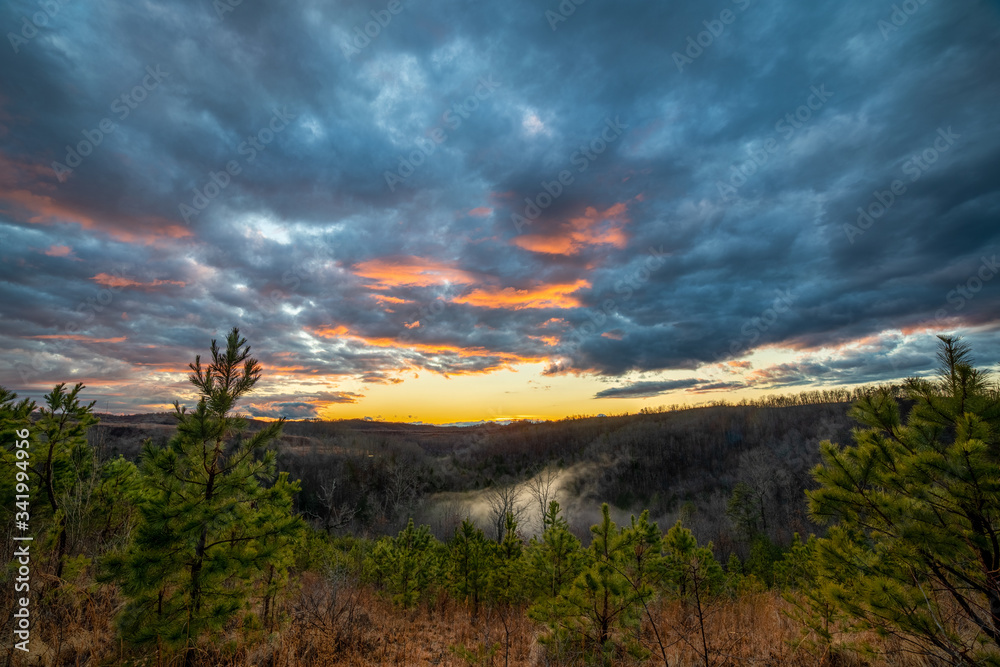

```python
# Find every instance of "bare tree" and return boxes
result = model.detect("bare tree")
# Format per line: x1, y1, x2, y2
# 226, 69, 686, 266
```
292, 568, 368, 652
734, 447, 785, 535
524, 466, 560, 534
484, 482, 526, 542
310, 476, 356, 533
381, 461, 419, 526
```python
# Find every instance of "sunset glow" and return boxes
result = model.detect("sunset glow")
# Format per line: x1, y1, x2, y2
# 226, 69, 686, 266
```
1, 1, 997, 423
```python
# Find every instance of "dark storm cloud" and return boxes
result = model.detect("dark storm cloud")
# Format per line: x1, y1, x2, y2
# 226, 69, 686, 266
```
594, 378, 703, 399
1, 0, 999, 411
246, 401, 320, 420
687, 381, 745, 394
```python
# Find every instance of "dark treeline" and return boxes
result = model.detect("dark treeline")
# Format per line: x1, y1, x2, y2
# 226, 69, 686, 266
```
257, 400, 866, 555
83, 386, 893, 563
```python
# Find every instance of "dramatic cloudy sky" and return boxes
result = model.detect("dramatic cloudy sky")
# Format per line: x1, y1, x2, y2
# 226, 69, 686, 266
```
1, 0, 999, 422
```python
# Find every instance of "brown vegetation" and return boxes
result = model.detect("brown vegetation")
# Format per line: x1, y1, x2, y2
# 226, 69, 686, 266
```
3, 575, 937, 666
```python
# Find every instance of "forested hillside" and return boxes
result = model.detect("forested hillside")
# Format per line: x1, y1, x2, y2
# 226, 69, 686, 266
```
2, 332, 998, 666
90, 393, 863, 554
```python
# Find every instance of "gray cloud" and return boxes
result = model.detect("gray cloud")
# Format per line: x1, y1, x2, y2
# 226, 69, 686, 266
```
594, 379, 703, 399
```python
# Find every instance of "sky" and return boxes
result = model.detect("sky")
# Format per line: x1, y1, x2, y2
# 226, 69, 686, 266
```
1, 0, 999, 423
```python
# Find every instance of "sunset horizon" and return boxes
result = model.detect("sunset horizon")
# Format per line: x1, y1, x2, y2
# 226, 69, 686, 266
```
2, 0, 998, 426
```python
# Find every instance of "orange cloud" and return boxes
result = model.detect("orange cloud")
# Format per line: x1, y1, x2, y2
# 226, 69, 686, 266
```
30, 335, 127, 343
261, 364, 309, 373
354, 257, 589, 311
43, 244, 73, 257
529, 335, 561, 346
311, 325, 350, 338
512, 201, 632, 256
453, 279, 590, 310
0, 153, 192, 244
91, 273, 185, 289
353, 256, 479, 288
2, 188, 191, 243
511, 235, 577, 255
375, 295, 411, 305
369, 338, 494, 357
3, 187, 96, 226
308, 325, 549, 374
311, 326, 484, 357
0, 154, 56, 184
468, 206, 493, 217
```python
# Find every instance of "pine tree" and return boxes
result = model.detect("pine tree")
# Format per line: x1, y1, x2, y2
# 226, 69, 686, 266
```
807, 336, 1000, 664
34, 383, 98, 578
0, 387, 36, 535
488, 513, 529, 667
101, 328, 303, 663
85, 454, 142, 556
490, 512, 527, 604
661, 520, 724, 597
532, 504, 648, 663
618, 510, 667, 666
619, 510, 662, 599
0, 383, 105, 581
366, 518, 440, 608
660, 520, 724, 667
775, 533, 847, 656
448, 517, 494, 617
526, 500, 583, 600
726, 481, 764, 540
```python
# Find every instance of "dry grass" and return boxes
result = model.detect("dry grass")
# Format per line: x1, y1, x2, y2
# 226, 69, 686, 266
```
3, 579, 950, 667
277, 576, 537, 667
634, 593, 944, 667
3, 580, 123, 667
